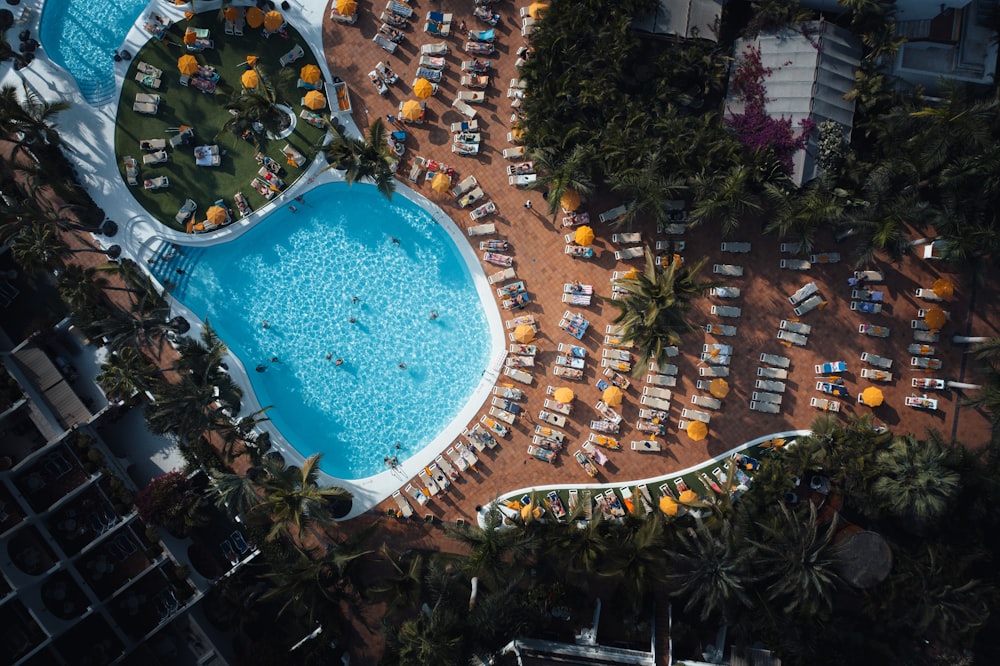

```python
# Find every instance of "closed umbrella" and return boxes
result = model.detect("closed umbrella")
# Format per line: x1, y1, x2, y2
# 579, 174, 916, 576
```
687, 420, 707, 441
678, 489, 699, 504
574, 225, 595, 246
223, 6, 238, 20
401, 99, 423, 121
925, 307, 946, 329
623, 269, 639, 279
430, 172, 451, 193
932, 278, 954, 299
300, 64, 321, 84
412, 78, 434, 99
528, 2, 549, 18
183, 30, 197, 45
709, 378, 730, 399
205, 206, 227, 224
303, 90, 326, 110
513, 324, 535, 343
560, 189, 581, 212
554, 387, 574, 404
246, 7, 264, 28
861, 386, 884, 407
177, 55, 199, 75
337, 0, 357, 15
602, 385, 622, 407
241, 70, 259, 88
658, 495, 678, 516
263, 10, 284, 31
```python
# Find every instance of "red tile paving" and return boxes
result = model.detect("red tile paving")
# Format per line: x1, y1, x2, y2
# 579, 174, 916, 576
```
321, 1, 996, 527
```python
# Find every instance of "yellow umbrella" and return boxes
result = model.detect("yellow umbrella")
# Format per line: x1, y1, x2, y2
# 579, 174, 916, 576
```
511, 126, 524, 141
658, 495, 678, 516
205, 206, 227, 224
264, 10, 284, 31
861, 386, 884, 407
925, 307, 946, 329
560, 189, 581, 212
246, 6, 264, 28
303, 90, 326, 110
183, 30, 197, 45
430, 172, 451, 193
932, 278, 954, 299
709, 378, 730, 399
574, 225, 595, 246
554, 387, 574, 404
687, 420, 707, 441
528, 2, 549, 18
623, 269, 639, 279
401, 100, 423, 121
300, 64, 321, 84
245, 55, 259, 68
337, 0, 358, 15
412, 78, 434, 99
177, 55, 199, 75
241, 70, 259, 88
678, 489, 699, 504
602, 385, 623, 407
223, 6, 238, 20
513, 324, 535, 343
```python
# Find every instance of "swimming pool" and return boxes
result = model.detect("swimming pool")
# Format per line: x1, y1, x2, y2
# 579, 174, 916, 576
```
153, 183, 493, 480
39, 0, 149, 104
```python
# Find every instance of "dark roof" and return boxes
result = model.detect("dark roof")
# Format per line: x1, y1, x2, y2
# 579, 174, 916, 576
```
632, 0, 722, 42
10, 343, 91, 432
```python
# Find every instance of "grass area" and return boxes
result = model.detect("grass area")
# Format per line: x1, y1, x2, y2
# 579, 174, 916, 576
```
113, 12, 327, 232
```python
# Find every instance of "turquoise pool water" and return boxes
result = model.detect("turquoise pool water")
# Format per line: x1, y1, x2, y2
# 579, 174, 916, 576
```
40, 0, 149, 104
154, 183, 492, 480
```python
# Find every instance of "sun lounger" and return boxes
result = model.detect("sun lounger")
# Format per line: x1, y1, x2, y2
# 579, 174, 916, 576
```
544, 399, 573, 416
750, 400, 780, 414
692, 395, 722, 409
612, 232, 642, 244
713, 264, 744, 277
913, 377, 947, 390
470, 201, 497, 220
458, 187, 486, 208
488, 268, 516, 284
781, 259, 811, 270
142, 150, 167, 165
599, 205, 627, 224
405, 483, 430, 506
853, 270, 885, 283
279, 44, 305, 67
449, 175, 477, 198
914, 287, 943, 302
905, 396, 938, 410
642, 386, 672, 401
646, 374, 676, 387
391, 491, 414, 517
779, 321, 811, 336
793, 295, 825, 316
174, 199, 197, 224
640, 395, 671, 410
123, 157, 138, 186
137, 61, 163, 78
489, 406, 517, 425
699, 366, 729, 377
615, 247, 644, 261
535, 425, 566, 444
654, 240, 686, 252
914, 330, 940, 343
503, 366, 532, 384
372, 34, 398, 53
135, 73, 161, 89
911, 357, 943, 370
860, 352, 892, 369
759, 353, 790, 368
757, 367, 788, 380
701, 352, 730, 365
815, 361, 848, 375
681, 408, 711, 423
574, 450, 599, 477
908, 343, 935, 356
755, 379, 786, 393
861, 368, 893, 381
720, 242, 752, 253
705, 323, 737, 336
711, 286, 740, 298
143, 176, 169, 190
851, 301, 883, 314
452, 98, 478, 119
537, 410, 566, 427
752, 391, 783, 404
417, 469, 440, 496
810, 397, 841, 412
133, 94, 160, 115
788, 282, 818, 306
777, 330, 808, 346
464, 41, 495, 55
711, 305, 742, 318
810, 252, 840, 264
858, 324, 890, 338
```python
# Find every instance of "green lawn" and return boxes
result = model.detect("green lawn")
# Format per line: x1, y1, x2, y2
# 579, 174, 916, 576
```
114, 13, 327, 232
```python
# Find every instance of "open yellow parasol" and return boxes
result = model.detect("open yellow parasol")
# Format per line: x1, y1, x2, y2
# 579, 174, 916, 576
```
177, 54, 199, 75
932, 278, 954, 299
264, 10, 284, 31
687, 420, 707, 441
205, 206, 227, 224
245, 55, 259, 68
300, 64, 321, 84
861, 386, 884, 407
246, 6, 264, 28
574, 225, 595, 246
678, 489, 699, 504
602, 385, 623, 407
528, 2, 549, 18
513, 324, 535, 343
430, 172, 451, 193
337, 0, 358, 15
401, 99, 423, 121
658, 495, 678, 516
554, 387, 574, 404
925, 307, 946, 329
709, 378, 730, 399
303, 90, 326, 110
241, 70, 259, 88
560, 189, 581, 212
412, 78, 434, 99
223, 6, 238, 20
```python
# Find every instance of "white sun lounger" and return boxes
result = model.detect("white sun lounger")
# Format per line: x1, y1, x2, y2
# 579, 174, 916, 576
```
392, 491, 414, 517
451, 175, 478, 198
793, 295, 824, 316
681, 408, 711, 423
711, 305, 742, 318
422, 41, 449, 55
752, 391, 782, 404
861, 352, 892, 368
711, 286, 740, 298
705, 324, 737, 336
778, 330, 808, 346
641, 395, 671, 410
915, 288, 943, 301
781, 259, 811, 270
810, 397, 840, 412
643, 386, 672, 400
750, 400, 780, 414
452, 98, 478, 119
418, 469, 440, 496
699, 366, 729, 377
502, 146, 526, 160
721, 242, 751, 253
755, 379, 786, 392
468, 223, 496, 236
713, 264, 744, 277
615, 247, 644, 260
503, 367, 532, 384
757, 367, 788, 379
692, 395, 722, 409
612, 232, 641, 244
780, 320, 812, 335
914, 330, 940, 342
760, 353, 790, 368
654, 240, 686, 251
488, 267, 517, 284
658, 222, 687, 234
489, 407, 516, 425
646, 374, 676, 387
599, 205, 627, 224
861, 368, 893, 381
788, 282, 818, 306
854, 270, 884, 282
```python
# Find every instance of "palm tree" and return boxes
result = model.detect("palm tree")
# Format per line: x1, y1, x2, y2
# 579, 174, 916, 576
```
370, 544, 425, 614
384, 604, 464, 666
10, 220, 66, 273
96, 346, 159, 401
145, 375, 221, 444
320, 118, 395, 199
529, 143, 594, 220
749, 503, 842, 615
253, 453, 353, 541
609, 249, 713, 375
687, 165, 764, 236
538, 512, 608, 577
0, 82, 71, 161
445, 504, 531, 585
763, 176, 848, 252
964, 337, 1000, 426
608, 151, 687, 229
173, 321, 242, 408
220, 80, 287, 141
664, 519, 754, 622
871, 433, 961, 530
208, 468, 265, 518
600, 518, 668, 609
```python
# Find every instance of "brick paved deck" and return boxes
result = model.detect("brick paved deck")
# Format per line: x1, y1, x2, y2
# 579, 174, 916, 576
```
321, 1, 997, 527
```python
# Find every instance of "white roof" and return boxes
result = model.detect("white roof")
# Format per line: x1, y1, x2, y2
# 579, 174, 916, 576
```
632, 0, 723, 42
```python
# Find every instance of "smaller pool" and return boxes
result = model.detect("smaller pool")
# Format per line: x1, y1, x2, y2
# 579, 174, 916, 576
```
40, 0, 149, 104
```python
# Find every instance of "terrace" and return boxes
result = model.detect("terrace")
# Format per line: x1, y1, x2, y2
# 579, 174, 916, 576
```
51, 614, 125, 665
107, 565, 195, 640
13, 446, 90, 514
45, 485, 122, 558
0, 600, 47, 665
79, 526, 158, 601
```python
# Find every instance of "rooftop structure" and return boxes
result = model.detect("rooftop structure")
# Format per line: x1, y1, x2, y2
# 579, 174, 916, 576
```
632, 0, 723, 42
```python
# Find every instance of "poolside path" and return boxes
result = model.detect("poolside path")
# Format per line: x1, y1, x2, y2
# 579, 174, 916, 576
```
320, 0, 997, 526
